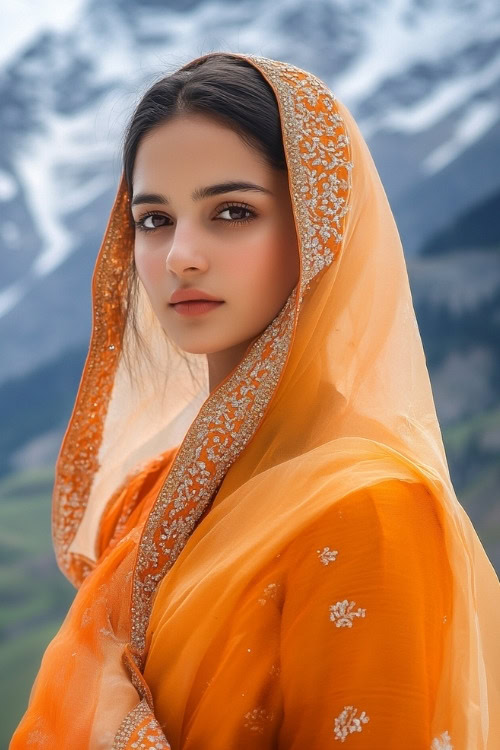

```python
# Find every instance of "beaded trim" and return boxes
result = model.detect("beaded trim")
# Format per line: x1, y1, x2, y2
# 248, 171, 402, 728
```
112, 699, 170, 749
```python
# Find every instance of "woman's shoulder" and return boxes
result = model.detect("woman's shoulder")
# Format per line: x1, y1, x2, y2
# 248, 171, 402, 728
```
281, 478, 449, 584
97, 445, 179, 558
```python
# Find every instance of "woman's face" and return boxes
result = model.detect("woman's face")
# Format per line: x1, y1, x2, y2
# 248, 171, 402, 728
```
131, 114, 299, 359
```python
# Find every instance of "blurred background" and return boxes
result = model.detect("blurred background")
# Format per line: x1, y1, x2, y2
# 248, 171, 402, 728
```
1, 0, 499, 744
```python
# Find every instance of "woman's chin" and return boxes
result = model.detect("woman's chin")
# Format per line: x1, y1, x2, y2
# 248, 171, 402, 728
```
170, 337, 254, 358
168, 339, 233, 356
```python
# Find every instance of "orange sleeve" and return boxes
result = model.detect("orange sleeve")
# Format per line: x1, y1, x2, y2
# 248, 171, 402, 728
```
97, 447, 177, 560
278, 480, 452, 748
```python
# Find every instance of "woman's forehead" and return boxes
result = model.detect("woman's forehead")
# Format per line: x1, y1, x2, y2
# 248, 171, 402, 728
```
132, 115, 282, 200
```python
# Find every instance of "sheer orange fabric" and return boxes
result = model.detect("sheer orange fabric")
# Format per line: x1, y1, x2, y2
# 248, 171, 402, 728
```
10, 52, 500, 749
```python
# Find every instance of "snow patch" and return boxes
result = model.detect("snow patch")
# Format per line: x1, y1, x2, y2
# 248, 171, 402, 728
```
0, 0, 87, 68
0, 170, 18, 201
0, 281, 27, 318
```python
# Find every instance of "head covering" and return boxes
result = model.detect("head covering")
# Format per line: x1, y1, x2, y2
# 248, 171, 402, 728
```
38, 51, 499, 747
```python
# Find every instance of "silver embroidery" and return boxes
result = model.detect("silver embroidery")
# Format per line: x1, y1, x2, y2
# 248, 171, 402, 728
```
329, 599, 366, 628
246, 54, 353, 302
317, 546, 338, 565
112, 698, 170, 749
431, 731, 453, 750
334, 705, 370, 742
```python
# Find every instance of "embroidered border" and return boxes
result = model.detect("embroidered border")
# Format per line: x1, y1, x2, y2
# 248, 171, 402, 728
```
112, 698, 170, 749
52, 181, 133, 586
245, 54, 353, 300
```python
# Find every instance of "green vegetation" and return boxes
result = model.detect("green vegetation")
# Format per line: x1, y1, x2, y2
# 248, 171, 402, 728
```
0, 469, 74, 747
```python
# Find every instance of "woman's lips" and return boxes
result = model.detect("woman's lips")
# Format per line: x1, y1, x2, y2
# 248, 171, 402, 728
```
170, 300, 225, 317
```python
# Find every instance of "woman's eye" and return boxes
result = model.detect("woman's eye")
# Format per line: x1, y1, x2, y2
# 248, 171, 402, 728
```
134, 204, 255, 233
216, 204, 255, 223
134, 213, 170, 232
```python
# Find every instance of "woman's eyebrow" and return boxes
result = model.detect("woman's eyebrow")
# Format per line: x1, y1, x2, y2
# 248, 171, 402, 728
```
131, 181, 273, 207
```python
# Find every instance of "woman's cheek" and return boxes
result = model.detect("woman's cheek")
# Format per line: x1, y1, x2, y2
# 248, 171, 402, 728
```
253, 236, 291, 303
135, 244, 165, 296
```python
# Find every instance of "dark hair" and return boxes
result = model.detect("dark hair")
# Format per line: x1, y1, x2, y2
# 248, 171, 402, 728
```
120, 53, 287, 374
122, 52, 286, 195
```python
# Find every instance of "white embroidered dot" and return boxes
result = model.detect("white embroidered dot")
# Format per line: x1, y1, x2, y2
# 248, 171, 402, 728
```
317, 546, 338, 565
431, 730, 453, 750
333, 705, 370, 742
329, 599, 366, 628
243, 707, 274, 735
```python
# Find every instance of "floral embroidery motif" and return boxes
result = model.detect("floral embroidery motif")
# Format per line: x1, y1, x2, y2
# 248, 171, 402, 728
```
334, 705, 370, 742
431, 731, 453, 750
329, 599, 366, 628
243, 707, 275, 735
317, 546, 338, 565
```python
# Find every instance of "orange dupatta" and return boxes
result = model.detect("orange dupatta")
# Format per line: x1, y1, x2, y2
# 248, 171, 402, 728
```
11, 52, 500, 749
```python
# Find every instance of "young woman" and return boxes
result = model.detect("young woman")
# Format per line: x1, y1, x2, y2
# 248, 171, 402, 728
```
11, 51, 499, 749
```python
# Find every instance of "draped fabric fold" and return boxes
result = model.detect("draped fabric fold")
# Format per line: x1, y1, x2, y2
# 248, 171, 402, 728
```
11, 52, 499, 749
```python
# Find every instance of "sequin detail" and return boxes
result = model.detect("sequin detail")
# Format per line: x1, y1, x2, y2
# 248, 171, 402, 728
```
333, 705, 370, 742
112, 699, 170, 749
269, 662, 281, 677
431, 731, 453, 750
258, 581, 281, 606
329, 600, 366, 628
317, 546, 338, 565
243, 707, 275, 735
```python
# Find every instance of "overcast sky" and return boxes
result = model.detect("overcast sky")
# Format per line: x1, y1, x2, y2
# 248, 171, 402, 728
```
1, 0, 86, 67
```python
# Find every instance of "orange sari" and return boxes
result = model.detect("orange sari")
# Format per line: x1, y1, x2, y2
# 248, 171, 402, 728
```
11, 52, 499, 749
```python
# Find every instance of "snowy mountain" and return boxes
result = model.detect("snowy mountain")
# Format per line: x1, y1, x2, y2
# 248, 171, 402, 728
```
1, 0, 500, 385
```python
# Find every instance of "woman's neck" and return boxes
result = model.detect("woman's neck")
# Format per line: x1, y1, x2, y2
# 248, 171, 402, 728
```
206, 338, 255, 393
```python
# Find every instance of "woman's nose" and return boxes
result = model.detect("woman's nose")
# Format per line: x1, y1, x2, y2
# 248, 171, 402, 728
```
165, 224, 209, 275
